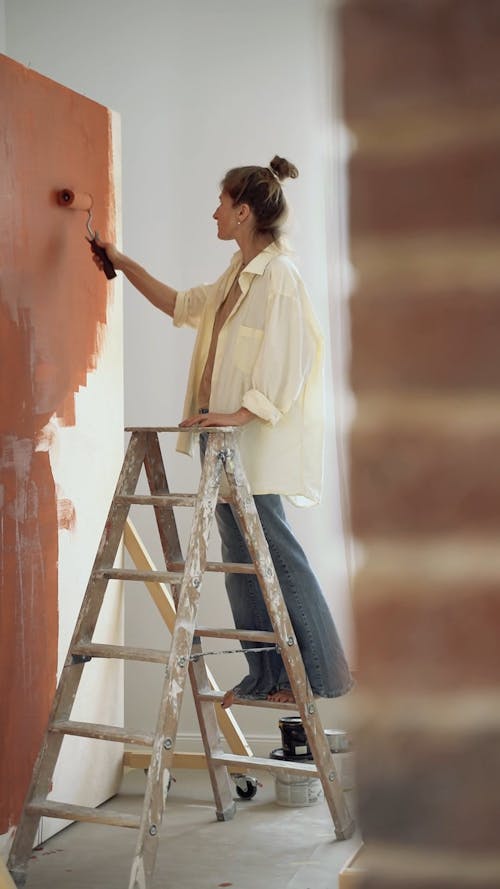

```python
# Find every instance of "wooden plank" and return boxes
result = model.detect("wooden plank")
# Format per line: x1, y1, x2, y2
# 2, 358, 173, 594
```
116, 494, 197, 507
338, 845, 366, 889
197, 690, 297, 711
26, 800, 140, 829
97, 568, 183, 583
7, 431, 149, 876
124, 520, 177, 633
223, 437, 355, 840
124, 426, 235, 432
195, 627, 276, 642
125, 426, 183, 432
129, 431, 233, 884
124, 749, 209, 771
0, 854, 17, 889
124, 748, 321, 777
169, 560, 256, 575
50, 720, 154, 747
211, 753, 318, 777
72, 642, 170, 663
124, 519, 253, 758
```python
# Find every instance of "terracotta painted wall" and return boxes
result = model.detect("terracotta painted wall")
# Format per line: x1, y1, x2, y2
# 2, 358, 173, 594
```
0, 53, 124, 845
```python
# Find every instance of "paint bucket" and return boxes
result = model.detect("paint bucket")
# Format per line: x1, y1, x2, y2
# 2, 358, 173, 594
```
324, 730, 355, 791
279, 716, 309, 757
270, 748, 323, 808
280, 717, 353, 757
324, 729, 352, 754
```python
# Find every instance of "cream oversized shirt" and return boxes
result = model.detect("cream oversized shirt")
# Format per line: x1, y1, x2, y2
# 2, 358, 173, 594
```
173, 242, 324, 506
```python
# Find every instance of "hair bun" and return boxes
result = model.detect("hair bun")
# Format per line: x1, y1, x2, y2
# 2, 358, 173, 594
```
269, 155, 299, 182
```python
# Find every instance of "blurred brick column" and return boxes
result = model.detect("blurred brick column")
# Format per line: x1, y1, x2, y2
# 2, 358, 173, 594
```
340, 2, 500, 886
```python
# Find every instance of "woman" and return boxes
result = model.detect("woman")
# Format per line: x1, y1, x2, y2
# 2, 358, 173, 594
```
94, 155, 353, 708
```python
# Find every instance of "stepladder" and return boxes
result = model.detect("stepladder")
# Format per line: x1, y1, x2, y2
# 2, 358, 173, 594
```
7, 425, 355, 889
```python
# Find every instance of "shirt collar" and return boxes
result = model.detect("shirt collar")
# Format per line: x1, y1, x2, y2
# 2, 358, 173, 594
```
231, 241, 283, 295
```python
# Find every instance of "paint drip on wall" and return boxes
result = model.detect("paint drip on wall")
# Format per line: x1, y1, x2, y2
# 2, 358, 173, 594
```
0, 53, 116, 836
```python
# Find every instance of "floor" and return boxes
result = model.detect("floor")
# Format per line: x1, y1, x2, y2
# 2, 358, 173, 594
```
23, 768, 360, 889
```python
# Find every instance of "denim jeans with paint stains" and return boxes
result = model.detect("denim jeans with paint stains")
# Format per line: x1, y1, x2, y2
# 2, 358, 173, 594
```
199, 431, 353, 700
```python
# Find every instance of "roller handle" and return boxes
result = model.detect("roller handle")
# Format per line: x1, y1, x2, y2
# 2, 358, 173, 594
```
88, 238, 117, 279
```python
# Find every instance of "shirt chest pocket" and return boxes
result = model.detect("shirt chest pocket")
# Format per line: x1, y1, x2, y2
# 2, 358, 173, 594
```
234, 325, 264, 374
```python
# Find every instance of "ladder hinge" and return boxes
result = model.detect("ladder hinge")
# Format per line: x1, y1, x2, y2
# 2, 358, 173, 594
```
71, 653, 92, 664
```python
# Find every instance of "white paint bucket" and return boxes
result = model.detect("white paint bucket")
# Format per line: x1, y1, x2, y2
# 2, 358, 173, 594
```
274, 772, 323, 808
325, 729, 351, 753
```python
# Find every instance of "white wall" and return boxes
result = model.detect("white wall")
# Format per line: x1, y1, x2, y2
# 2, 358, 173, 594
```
0, 1, 5, 52
5, 0, 353, 750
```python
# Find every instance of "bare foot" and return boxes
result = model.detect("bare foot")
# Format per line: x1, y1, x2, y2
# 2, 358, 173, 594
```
267, 689, 296, 704
221, 689, 236, 709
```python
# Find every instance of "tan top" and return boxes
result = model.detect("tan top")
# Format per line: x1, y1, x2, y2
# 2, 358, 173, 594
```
174, 243, 324, 506
197, 265, 243, 409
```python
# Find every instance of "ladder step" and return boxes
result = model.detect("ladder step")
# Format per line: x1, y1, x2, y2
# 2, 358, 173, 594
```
170, 560, 256, 575
96, 568, 183, 583
116, 494, 197, 507
50, 720, 154, 747
72, 642, 170, 663
211, 752, 318, 777
195, 627, 276, 643
97, 566, 256, 582
197, 690, 298, 711
26, 799, 141, 829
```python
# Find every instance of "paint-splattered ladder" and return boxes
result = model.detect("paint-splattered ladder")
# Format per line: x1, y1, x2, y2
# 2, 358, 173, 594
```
8, 427, 355, 889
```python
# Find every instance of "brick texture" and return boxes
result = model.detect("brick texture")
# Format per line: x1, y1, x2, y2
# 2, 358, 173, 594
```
354, 575, 500, 692
341, 0, 500, 880
356, 727, 500, 851
350, 290, 500, 392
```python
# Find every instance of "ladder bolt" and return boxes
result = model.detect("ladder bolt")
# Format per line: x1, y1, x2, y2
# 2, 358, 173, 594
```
192, 576, 201, 588
149, 824, 158, 837
328, 771, 336, 782
178, 656, 187, 667
217, 448, 234, 463
286, 636, 295, 646
307, 703, 316, 714
163, 738, 173, 750
71, 653, 92, 665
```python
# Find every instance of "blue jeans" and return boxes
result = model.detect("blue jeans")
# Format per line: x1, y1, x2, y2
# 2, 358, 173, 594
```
200, 433, 353, 700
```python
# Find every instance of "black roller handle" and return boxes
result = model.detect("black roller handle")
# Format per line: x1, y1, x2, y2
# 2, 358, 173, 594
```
88, 237, 117, 280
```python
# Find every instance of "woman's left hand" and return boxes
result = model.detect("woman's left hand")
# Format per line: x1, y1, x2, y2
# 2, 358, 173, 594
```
179, 408, 255, 428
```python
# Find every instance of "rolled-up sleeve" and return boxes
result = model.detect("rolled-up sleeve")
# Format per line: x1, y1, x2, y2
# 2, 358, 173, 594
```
242, 269, 319, 425
173, 284, 211, 329
174, 262, 236, 329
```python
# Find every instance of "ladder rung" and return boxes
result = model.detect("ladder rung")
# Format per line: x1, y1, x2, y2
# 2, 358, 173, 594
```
197, 690, 297, 711
96, 568, 183, 583
195, 628, 276, 643
72, 642, 170, 663
50, 720, 154, 747
116, 494, 197, 506
170, 560, 256, 575
211, 752, 318, 777
26, 799, 141, 829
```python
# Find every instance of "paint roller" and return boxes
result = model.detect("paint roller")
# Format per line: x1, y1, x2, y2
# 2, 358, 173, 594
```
56, 189, 116, 279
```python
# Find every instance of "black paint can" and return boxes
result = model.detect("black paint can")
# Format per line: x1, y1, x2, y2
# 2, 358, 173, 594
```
279, 716, 309, 757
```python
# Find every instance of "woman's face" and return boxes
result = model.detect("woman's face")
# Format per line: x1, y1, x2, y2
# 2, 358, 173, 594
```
213, 190, 240, 240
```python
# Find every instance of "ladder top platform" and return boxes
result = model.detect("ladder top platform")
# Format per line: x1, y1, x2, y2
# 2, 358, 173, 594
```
125, 426, 240, 433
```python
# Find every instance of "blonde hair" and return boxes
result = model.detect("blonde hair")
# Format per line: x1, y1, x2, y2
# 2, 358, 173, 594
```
221, 155, 298, 242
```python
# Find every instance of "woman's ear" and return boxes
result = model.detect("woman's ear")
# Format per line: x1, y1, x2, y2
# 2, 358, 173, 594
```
237, 202, 252, 224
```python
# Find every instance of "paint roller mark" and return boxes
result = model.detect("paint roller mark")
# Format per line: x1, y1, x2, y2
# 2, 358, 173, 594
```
57, 496, 76, 532
1, 53, 114, 835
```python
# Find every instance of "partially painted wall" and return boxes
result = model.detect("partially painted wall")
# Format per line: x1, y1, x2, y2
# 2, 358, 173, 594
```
0, 53, 124, 848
